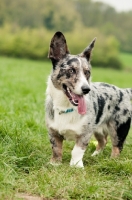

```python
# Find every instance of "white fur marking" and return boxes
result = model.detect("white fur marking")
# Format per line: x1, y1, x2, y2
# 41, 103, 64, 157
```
91, 149, 101, 157
73, 58, 90, 95
46, 78, 89, 140
70, 145, 85, 168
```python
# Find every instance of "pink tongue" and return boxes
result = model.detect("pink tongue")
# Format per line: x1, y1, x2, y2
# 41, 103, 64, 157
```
74, 95, 87, 115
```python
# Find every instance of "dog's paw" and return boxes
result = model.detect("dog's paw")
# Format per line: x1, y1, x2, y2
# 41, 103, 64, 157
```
70, 145, 85, 168
49, 158, 62, 166
49, 161, 61, 166
91, 150, 101, 157
70, 159, 84, 168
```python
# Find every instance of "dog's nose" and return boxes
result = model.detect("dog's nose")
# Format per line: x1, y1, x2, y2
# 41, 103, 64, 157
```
81, 85, 91, 94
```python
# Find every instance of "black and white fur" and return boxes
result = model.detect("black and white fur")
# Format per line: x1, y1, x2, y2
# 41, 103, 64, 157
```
45, 31, 132, 168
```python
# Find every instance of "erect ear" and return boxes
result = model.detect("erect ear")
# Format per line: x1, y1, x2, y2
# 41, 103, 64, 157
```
48, 31, 70, 62
80, 38, 96, 61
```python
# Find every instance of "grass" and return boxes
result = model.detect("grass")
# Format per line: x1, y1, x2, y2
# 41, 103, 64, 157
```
119, 52, 132, 69
0, 56, 132, 200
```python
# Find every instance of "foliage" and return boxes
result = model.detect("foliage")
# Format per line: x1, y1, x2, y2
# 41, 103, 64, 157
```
42, 0, 79, 32
74, 0, 132, 53
0, 57, 132, 199
0, 24, 123, 69
0, 25, 52, 59
0, 0, 79, 31
0, 0, 132, 54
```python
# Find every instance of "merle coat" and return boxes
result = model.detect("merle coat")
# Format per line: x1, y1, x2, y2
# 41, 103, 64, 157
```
45, 31, 132, 167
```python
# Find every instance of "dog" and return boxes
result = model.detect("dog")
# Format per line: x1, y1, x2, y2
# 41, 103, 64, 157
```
45, 31, 132, 168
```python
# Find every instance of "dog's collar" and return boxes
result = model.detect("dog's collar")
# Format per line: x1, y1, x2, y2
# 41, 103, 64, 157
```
59, 108, 74, 115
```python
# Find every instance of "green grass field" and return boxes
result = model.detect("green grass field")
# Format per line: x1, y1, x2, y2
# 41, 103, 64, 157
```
119, 52, 132, 70
0, 56, 132, 200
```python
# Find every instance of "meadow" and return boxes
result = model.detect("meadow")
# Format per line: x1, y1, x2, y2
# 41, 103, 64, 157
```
0, 55, 132, 200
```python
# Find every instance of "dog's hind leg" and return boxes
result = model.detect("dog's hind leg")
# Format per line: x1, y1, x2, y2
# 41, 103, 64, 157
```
109, 118, 131, 158
92, 126, 108, 156
49, 128, 64, 165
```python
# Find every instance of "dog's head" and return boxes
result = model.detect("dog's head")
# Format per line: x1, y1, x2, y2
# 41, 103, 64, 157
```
48, 31, 96, 114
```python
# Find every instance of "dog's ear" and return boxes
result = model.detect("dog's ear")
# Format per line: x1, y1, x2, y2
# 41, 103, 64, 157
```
48, 31, 70, 64
80, 38, 96, 61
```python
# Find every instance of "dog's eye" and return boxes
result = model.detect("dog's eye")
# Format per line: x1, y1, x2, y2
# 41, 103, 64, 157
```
84, 70, 90, 76
69, 69, 74, 74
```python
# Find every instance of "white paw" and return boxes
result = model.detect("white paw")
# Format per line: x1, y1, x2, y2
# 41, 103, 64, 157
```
70, 145, 85, 168
91, 150, 101, 156
70, 159, 84, 168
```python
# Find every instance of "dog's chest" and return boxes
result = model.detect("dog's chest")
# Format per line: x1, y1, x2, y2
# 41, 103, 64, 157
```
51, 109, 87, 140
46, 79, 89, 140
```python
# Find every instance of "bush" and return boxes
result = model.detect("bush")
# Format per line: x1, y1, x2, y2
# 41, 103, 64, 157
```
91, 34, 123, 69
0, 24, 123, 69
66, 28, 123, 69
0, 25, 52, 59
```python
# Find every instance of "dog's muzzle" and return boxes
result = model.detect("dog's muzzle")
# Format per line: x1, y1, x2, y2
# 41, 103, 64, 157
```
62, 84, 87, 115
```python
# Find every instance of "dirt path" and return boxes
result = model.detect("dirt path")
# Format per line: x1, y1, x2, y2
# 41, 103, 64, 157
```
16, 193, 44, 200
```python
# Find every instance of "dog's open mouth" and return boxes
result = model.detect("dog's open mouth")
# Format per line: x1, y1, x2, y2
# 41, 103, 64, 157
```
63, 84, 78, 106
62, 84, 87, 115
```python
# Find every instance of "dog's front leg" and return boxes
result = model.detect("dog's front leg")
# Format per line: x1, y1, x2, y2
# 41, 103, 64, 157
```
70, 145, 85, 168
70, 135, 89, 168
49, 128, 64, 165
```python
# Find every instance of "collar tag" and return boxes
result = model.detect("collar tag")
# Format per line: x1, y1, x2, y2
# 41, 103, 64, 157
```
59, 108, 74, 115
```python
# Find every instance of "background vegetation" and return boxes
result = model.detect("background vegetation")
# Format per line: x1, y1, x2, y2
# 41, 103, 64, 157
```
0, 0, 132, 68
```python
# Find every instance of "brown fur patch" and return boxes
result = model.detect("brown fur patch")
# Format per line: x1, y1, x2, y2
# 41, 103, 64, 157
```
49, 128, 64, 163
111, 146, 120, 157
